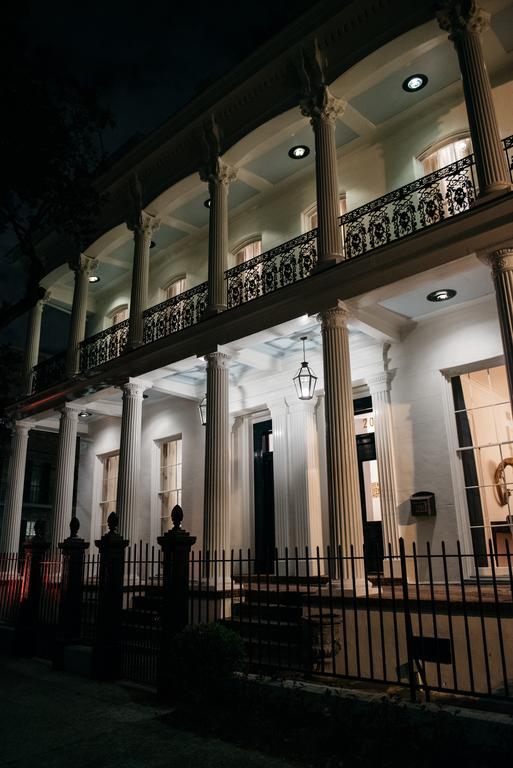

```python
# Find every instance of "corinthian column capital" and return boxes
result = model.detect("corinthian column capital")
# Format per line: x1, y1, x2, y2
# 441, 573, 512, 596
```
205, 350, 231, 369
486, 248, 513, 275
69, 254, 99, 276
199, 157, 237, 187
127, 209, 161, 237
436, 1, 490, 39
318, 302, 350, 329
300, 85, 346, 125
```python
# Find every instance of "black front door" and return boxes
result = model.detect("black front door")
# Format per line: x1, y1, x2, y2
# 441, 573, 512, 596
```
355, 431, 384, 573
253, 420, 275, 574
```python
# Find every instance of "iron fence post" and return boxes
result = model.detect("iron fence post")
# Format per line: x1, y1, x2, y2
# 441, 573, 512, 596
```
399, 537, 417, 702
157, 505, 196, 695
92, 512, 128, 680
15, 520, 50, 657
53, 517, 89, 669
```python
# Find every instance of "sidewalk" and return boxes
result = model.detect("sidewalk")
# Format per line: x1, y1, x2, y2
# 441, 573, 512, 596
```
0, 657, 297, 768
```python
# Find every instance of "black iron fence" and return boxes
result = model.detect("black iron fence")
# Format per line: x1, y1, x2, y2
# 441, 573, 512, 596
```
32, 351, 67, 394
1, 527, 512, 703
79, 319, 129, 371
143, 282, 208, 345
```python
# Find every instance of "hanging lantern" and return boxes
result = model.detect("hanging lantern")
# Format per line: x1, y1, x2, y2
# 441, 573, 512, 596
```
199, 394, 207, 426
293, 336, 317, 401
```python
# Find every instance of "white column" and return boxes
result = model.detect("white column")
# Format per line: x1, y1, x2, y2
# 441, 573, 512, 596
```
200, 159, 237, 315
22, 292, 50, 396
203, 351, 230, 561
437, 1, 511, 196
127, 210, 160, 348
116, 380, 149, 544
268, 398, 290, 556
0, 421, 32, 553
52, 405, 81, 547
66, 254, 98, 376
485, 248, 513, 406
319, 303, 365, 584
230, 415, 251, 553
301, 86, 345, 268
368, 371, 399, 556
287, 399, 324, 557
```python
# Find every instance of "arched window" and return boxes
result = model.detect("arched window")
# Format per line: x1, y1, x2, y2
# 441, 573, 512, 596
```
303, 194, 346, 232
107, 305, 128, 326
419, 135, 472, 175
233, 237, 262, 265
163, 276, 186, 300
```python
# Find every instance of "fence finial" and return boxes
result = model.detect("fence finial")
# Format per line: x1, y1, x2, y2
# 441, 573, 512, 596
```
107, 512, 119, 533
69, 516, 80, 538
171, 505, 183, 530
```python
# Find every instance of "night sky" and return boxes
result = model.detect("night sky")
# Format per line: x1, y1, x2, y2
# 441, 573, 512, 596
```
1, 0, 315, 351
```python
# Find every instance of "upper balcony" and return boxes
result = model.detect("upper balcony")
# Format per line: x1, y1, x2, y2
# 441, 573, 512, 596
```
30, 136, 513, 396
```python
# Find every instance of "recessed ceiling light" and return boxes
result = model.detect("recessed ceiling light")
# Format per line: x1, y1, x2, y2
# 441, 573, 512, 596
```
402, 74, 428, 92
88, 275, 100, 283
426, 289, 457, 303
288, 145, 310, 159
204, 199, 211, 208
78, 411, 91, 418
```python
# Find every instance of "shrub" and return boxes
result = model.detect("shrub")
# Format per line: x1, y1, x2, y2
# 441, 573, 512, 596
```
165, 622, 246, 703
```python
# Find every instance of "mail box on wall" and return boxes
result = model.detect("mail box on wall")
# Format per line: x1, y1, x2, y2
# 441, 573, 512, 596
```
410, 491, 436, 517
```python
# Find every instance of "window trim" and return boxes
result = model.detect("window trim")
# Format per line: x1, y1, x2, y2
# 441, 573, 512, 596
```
416, 131, 472, 166
231, 235, 262, 266
301, 193, 347, 233
151, 433, 183, 539
105, 304, 129, 330
161, 274, 187, 302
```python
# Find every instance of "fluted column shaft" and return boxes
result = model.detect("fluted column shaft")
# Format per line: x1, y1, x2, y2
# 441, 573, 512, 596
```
287, 399, 323, 555
268, 399, 289, 555
116, 381, 147, 544
66, 255, 98, 375
22, 293, 49, 396
437, 2, 510, 196
200, 160, 237, 314
301, 86, 345, 267
485, 249, 513, 406
127, 211, 160, 348
320, 304, 364, 581
0, 421, 32, 553
368, 372, 399, 556
52, 405, 80, 547
203, 352, 230, 558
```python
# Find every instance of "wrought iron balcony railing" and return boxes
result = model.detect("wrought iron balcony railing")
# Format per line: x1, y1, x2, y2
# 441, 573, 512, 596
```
341, 154, 477, 260
32, 350, 67, 393
30, 137, 512, 393
143, 281, 208, 344
226, 230, 318, 308
79, 319, 129, 371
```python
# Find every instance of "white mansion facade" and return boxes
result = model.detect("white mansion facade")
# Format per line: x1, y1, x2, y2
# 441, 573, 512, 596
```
2, 0, 513, 580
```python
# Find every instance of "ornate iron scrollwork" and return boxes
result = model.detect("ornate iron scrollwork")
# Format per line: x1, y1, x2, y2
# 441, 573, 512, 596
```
143, 282, 208, 344
79, 320, 129, 371
32, 350, 67, 393
226, 229, 318, 309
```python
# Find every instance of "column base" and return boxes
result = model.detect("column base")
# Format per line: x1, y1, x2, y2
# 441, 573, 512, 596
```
328, 578, 373, 596
312, 256, 341, 274
203, 304, 227, 318
474, 183, 513, 205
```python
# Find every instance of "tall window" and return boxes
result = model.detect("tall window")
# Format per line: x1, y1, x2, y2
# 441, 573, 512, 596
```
159, 437, 183, 534
164, 277, 186, 300
233, 238, 262, 265
452, 364, 513, 566
304, 195, 347, 231
421, 137, 472, 174
109, 305, 128, 326
100, 453, 119, 535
